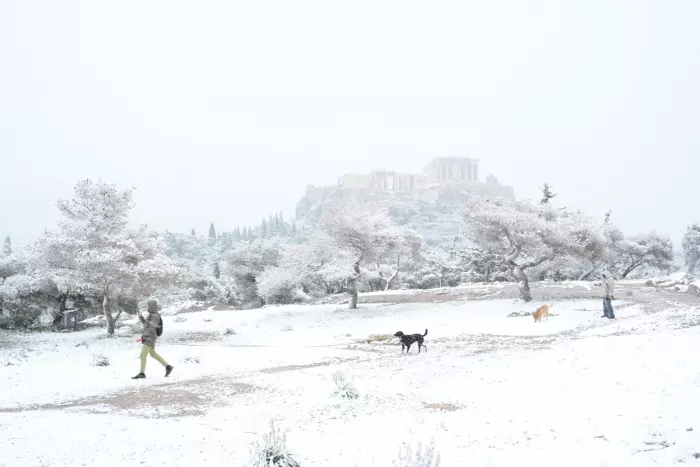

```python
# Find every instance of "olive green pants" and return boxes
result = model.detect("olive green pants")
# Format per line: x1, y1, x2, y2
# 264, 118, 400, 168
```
140, 345, 168, 373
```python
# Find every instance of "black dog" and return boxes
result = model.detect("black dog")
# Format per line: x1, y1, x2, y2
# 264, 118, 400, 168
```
394, 329, 428, 354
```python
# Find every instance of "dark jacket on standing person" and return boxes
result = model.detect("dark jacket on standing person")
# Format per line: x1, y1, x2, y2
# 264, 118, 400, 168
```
139, 300, 162, 348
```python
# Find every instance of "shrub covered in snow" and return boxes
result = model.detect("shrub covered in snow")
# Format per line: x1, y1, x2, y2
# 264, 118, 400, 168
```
281, 324, 294, 332
393, 440, 441, 467
224, 328, 236, 336
332, 371, 360, 399
91, 354, 110, 367
682, 223, 700, 275
227, 239, 282, 307
173, 316, 187, 323
246, 421, 300, 467
183, 356, 201, 364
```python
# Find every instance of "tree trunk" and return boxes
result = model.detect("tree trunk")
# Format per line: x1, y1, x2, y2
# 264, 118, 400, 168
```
578, 266, 597, 281
384, 256, 400, 292
104, 295, 115, 336
347, 260, 361, 310
620, 262, 640, 279
502, 237, 536, 302
385, 268, 399, 291
511, 264, 532, 302
376, 262, 385, 291
52, 292, 70, 328
103, 293, 122, 336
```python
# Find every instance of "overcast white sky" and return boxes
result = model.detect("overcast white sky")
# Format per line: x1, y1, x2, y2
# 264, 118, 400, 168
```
1, 0, 698, 247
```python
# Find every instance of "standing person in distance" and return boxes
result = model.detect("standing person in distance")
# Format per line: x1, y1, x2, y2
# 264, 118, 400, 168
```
601, 271, 616, 319
132, 299, 174, 379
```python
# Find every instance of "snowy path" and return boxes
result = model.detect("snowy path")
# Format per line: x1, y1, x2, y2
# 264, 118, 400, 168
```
2, 286, 700, 466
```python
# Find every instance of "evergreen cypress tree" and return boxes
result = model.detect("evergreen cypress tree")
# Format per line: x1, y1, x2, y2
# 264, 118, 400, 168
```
540, 183, 557, 204
279, 212, 287, 236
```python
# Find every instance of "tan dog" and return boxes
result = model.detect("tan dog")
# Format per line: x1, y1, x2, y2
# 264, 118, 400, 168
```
533, 303, 553, 323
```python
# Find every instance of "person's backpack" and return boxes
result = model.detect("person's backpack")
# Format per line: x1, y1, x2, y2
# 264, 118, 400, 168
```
156, 313, 164, 337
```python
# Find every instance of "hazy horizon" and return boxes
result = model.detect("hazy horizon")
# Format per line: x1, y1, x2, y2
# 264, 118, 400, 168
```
2, 1, 698, 247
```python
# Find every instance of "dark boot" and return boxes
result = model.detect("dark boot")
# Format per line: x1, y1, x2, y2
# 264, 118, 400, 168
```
132, 372, 146, 380
165, 365, 174, 377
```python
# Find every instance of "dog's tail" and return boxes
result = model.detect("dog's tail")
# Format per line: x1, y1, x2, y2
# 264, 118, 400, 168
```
423, 329, 428, 336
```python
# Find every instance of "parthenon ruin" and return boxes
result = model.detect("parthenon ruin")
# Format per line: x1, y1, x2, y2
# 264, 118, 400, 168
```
300, 156, 514, 212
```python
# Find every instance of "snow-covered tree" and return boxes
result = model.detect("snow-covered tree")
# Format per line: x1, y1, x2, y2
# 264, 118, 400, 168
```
226, 239, 281, 306
34, 180, 178, 335
0, 249, 20, 282
321, 204, 405, 309
257, 233, 354, 303
573, 211, 616, 280
208, 222, 217, 242
3, 236, 11, 256
370, 228, 420, 291
279, 212, 287, 236
455, 246, 510, 283
463, 197, 603, 302
682, 224, 700, 275
610, 231, 674, 279
261, 219, 268, 238
416, 246, 459, 288
268, 215, 275, 236
540, 183, 556, 205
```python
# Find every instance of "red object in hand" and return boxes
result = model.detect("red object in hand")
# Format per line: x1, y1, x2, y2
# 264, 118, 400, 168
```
136, 338, 143, 343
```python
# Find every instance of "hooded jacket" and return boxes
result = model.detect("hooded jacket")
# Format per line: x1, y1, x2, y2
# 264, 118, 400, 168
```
139, 312, 162, 348
139, 300, 162, 347
602, 273, 615, 299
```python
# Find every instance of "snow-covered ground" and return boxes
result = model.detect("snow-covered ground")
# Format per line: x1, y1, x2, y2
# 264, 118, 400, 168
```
2, 291, 700, 466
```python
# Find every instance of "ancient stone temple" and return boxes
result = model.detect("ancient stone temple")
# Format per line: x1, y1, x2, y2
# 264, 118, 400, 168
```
423, 157, 479, 183
298, 156, 514, 217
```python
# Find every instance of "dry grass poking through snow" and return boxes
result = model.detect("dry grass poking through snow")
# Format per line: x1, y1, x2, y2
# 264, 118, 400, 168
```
246, 421, 301, 467
366, 333, 394, 343
393, 440, 441, 467
90, 354, 110, 367
332, 371, 360, 400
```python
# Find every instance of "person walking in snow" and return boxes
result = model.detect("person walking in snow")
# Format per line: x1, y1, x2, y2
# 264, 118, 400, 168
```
132, 300, 173, 379
601, 271, 616, 319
